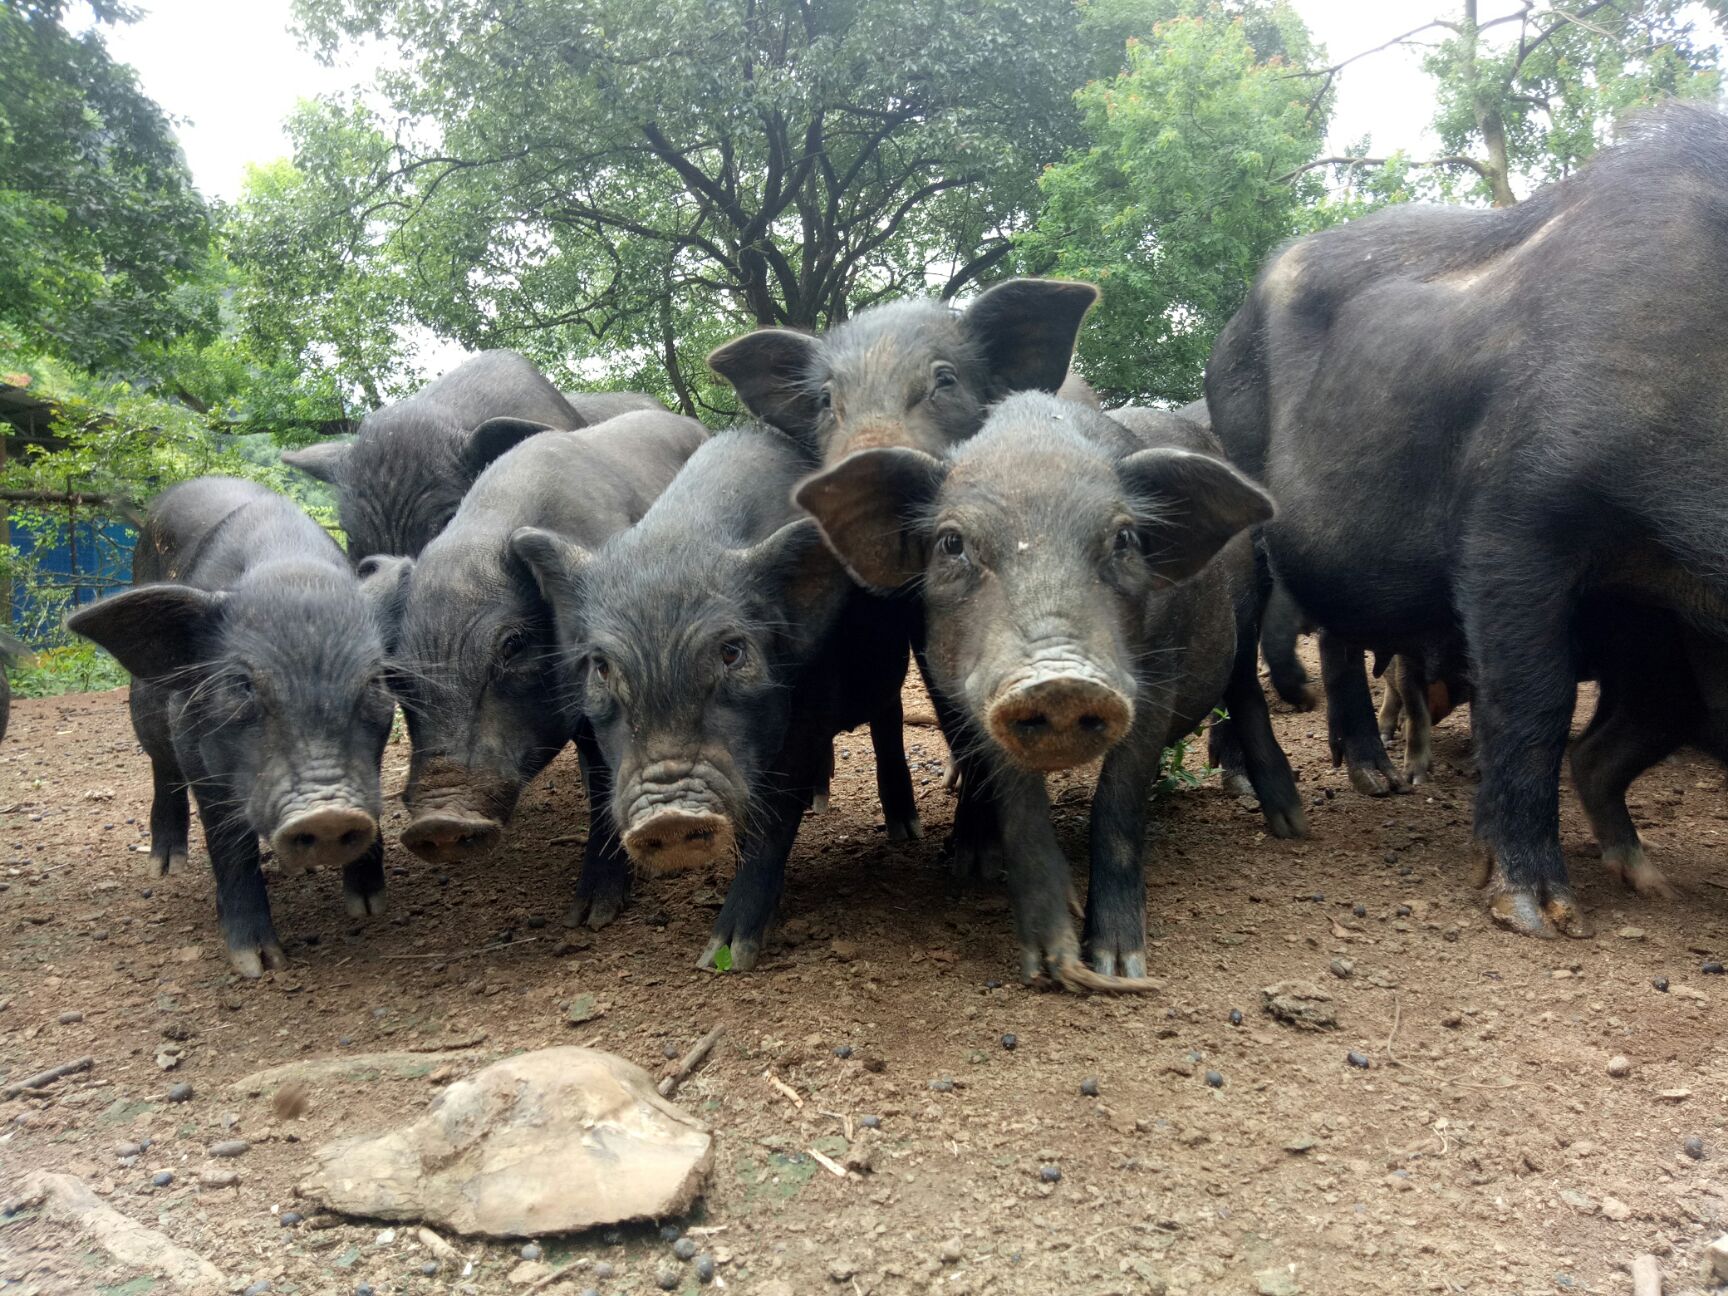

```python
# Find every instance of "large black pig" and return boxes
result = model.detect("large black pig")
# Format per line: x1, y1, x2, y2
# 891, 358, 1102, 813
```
68, 478, 398, 976
798, 394, 1288, 983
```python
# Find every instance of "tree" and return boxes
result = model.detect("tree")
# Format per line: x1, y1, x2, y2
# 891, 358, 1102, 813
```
0, 1, 214, 371
1020, 5, 1332, 405
281, 0, 1092, 414
1289, 1, 1728, 207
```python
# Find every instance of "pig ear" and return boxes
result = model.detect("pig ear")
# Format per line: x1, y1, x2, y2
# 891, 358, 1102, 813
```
963, 279, 1100, 396
461, 417, 557, 480
65, 584, 227, 679
739, 518, 850, 639
707, 329, 824, 438
356, 555, 413, 652
793, 447, 946, 591
509, 526, 594, 640
1117, 448, 1274, 587
280, 440, 351, 486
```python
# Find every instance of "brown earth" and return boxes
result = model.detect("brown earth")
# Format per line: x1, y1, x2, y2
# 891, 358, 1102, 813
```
1, 651, 1726, 1296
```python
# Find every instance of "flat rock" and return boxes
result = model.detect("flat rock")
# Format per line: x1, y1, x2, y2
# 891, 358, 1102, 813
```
1260, 981, 1337, 1030
298, 1046, 712, 1237
1708, 1234, 1728, 1284
1600, 1196, 1631, 1222
1254, 1268, 1301, 1296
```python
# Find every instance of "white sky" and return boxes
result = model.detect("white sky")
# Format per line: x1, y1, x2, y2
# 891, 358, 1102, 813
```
101, 0, 1478, 204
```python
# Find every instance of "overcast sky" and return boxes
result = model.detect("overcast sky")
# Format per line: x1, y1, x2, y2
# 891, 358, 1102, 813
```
101, 0, 1467, 204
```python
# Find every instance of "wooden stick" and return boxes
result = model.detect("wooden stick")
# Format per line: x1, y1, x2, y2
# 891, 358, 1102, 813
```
808, 1146, 848, 1178
3, 1055, 92, 1099
25, 1171, 226, 1292
764, 1070, 805, 1109
658, 1026, 724, 1098
1632, 1254, 1662, 1296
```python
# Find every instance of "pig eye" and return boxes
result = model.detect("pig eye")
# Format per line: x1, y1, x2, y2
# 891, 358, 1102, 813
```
590, 654, 611, 682
1114, 526, 1144, 556
817, 386, 833, 411
938, 529, 966, 560
499, 630, 526, 661
932, 365, 958, 392
719, 639, 746, 668
231, 672, 255, 698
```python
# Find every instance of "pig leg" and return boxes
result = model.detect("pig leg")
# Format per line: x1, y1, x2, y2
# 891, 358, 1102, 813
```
341, 838, 387, 917
811, 742, 834, 814
1377, 657, 1405, 740
915, 639, 1004, 880
870, 679, 922, 841
568, 720, 630, 929
1207, 707, 1255, 799
190, 785, 285, 978
1395, 657, 1436, 786
1322, 632, 1403, 796
131, 680, 188, 877
697, 784, 806, 973
1261, 581, 1318, 710
1083, 725, 1161, 977
990, 763, 1081, 983
1221, 634, 1308, 839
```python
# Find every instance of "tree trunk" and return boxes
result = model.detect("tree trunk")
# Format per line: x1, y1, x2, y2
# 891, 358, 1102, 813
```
1462, 0, 1520, 207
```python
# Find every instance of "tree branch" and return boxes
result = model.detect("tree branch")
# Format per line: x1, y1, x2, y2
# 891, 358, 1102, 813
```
1278, 154, 1493, 183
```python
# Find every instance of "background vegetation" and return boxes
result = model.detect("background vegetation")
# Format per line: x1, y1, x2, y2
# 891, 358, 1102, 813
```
3, 0, 1724, 690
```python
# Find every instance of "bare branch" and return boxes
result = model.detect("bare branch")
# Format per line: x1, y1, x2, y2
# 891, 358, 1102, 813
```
1278, 154, 1494, 183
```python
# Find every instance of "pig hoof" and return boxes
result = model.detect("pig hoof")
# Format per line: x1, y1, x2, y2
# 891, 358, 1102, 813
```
810, 791, 831, 815
942, 762, 962, 794
1221, 771, 1256, 799
1604, 847, 1676, 899
228, 942, 288, 979
1486, 888, 1556, 937
343, 887, 386, 919
886, 813, 924, 842
1090, 949, 1147, 979
1347, 763, 1403, 797
565, 887, 625, 931
697, 935, 761, 972
1263, 803, 1308, 839
147, 847, 186, 879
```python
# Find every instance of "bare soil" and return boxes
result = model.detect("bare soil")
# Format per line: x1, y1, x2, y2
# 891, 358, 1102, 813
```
2, 652, 1726, 1296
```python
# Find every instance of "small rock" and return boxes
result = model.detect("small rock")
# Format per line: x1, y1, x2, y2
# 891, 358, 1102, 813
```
1283, 1136, 1317, 1154
829, 939, 859, 962
419, 1261, 439, 1276
519, 1243, 542, 1262
1254, 1269, 1301, 1296
209, 1139, 250, 1158
1440, 1011, 1463, 1028
1652, 976, 1669, 992
1346, 1052, 1370, 1070
151, 1171, 174, 1187
166, 1082, 193, 1103
1352, 903, 1367, 917
1204, 1070, 1224, 1088
1607, 1055, 1631, 1078
1038, 1164, 1061, 1183
827, 1256, 859, 1282
1559, 1188, 1597, 1215
1704, 960, 1725, 975
1228, 1009, 1243, 1026
198, 1169, 240, 1189
674, 1237, 697, 1261
243, 1283, 272, 1296
928, 1078, 954, 1093
1600, 1197, 1631, 1222
659, 1224, 681, 1242
115, 1141, 143, 1159
594, 1262, 616, 1280
1261, 981, 1338, 1030
859, 1114, 881, 1129
1000, 1033, 1017, 1051
56, 1011, 84, 1025
507, 1260, 553, 1286
564, 993, 602, 1025
939, 1238, 963, 1264
696, 1252, 716, 1283
832, 1044, 853, 1059
1705, 1235, 1728, 1284
842, 1140, 874, 1174
375, 1229, 397, 1246
280, 1211, 303, 1227
1617, 927, 1646, 941
1656, 1087, 1692, 1102
1080, 1077, 1100, 1097
1328, 958, 1353, 979
1684, 1135, 1705, 1160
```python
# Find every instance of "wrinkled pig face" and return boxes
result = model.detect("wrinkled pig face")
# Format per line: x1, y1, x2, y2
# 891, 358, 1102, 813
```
797, 396, 1273, 772
708, 279, 1099, 464
389, 560, 574, 864
69, 568, 394, 868
511, 521, 845, 876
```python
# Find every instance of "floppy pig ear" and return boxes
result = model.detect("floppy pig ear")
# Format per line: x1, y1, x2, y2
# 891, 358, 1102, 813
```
461, 417, 558, 480
65, 584, 227, 679
280, 440, 352, 486
1116, 448, 1275, 587
738, 518, 853, 641
794, 447, 945, 591
707, 329, 825, 439
508, 526, 595, 644
963, 278, 1100, 396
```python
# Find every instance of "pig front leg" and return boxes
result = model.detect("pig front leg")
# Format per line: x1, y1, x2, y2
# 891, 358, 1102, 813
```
568, 721, 631, 929
190, 783, 286, 979
1083, 724, 1163, 978
697, 784, 806, 973
991, 764, 1082, 983
342, 838, 387, 917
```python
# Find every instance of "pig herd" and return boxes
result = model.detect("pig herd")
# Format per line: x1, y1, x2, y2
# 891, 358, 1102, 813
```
67, 106, 1728, 983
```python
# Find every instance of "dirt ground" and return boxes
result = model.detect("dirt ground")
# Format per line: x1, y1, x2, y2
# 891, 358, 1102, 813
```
1, 649, 1726, 1296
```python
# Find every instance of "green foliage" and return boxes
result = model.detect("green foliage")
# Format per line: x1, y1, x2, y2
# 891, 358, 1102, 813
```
710, 945, 734, 974
1156, 708, 1224, 796
1022, 7, 1329, 405
0, 0, 214, 370
9, 640, 127, 698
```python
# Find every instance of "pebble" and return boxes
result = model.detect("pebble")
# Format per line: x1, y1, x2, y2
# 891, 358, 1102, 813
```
594, 1262, 616, 1280
1704, 960, 1725, 975
418, 1261, 439, 1276
659, 1224, 682, 1242
859, 1114, 881, 1129
696, 1252, 716, 1283
928, 1078, 954, 1092
1080, 1076, 1100, 1097
166, 1082, 193, 1103
279, 1211, 303, 1227
1346, 1051, 1371, 1069
656, 1266, 681, 1290
1228, 1009, 1243, 1026
115, 1141, 143, 1159
661, 1043, 680, 1060
1601, 1196, 1632, 1222
1000, 1033, 1017, 1050
151, 1171, 173, 1187
519, 1243, 542, 1261
56, 1011, 83, 1024
827, 1257, 859, 1282
1684, 1135, 1706, 1160
1329, 958, 1354, 979
209, 1139, 249, 1158
833, 1044, 853, 1058
198, 1169, 240, 1189
1652, 976, 1670, 992
243, 1283, 272, 1296
1038, 1164, 1062, 1183
1607, 1055, 1632, 1078
355, 1288, 375, 1296
674, 1237, 697, 1261
939, 1239, 963, 1265
1204, 1070, 1224, 1088
1352, 903, 1367, 918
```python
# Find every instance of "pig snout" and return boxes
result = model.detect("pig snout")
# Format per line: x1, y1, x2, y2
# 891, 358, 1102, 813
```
618, 759, 740, 875
270, 805, 378, 873
400, 756, 515, 862
400, 811, 504, 863
985, 671, 1132, 772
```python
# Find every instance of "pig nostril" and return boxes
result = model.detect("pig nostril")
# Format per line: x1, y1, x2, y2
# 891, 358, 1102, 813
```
683, 829, 714, 846
340, 831, 361, 848
1013, 714, 1050, 733
1078, 714, 1108, 734
292, 832, 317, 849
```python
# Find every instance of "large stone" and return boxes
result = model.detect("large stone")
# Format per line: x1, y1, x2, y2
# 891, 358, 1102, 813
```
298, 1046, 712, 1237
1260, 981, 1337, 1030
